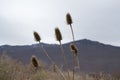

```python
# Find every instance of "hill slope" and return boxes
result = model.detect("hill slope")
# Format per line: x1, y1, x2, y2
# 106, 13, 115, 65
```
0, 39, 120, 73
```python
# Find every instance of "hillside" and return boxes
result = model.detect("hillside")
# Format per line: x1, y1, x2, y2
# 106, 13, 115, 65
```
0, 39, 120, 73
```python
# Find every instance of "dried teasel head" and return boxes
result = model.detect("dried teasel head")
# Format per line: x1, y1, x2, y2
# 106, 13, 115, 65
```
33, 31, 41, 42
55, 27, 62, 42
70, 44, 78, 56
66, 13, 73, 25
31, 55, 39, 68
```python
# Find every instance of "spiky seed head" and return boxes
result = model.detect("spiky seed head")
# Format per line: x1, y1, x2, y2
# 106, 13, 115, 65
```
66, 13, 73, 25
55, 27, 62, 42
33, 31, 41, 42
70, 44, 78, 56
31, 55, 39, 68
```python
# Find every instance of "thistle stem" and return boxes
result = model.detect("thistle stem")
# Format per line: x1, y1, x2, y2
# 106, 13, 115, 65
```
39, 42, 53, 63
59, 41, 70, 80
38, 41, 66, 80
69, 25, 80, 73
72, 55, 76, 80
76, 55, 80, 73
70, 24, 75, 42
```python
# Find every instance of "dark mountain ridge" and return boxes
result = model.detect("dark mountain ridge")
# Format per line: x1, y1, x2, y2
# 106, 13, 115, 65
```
0, 39, 120, 73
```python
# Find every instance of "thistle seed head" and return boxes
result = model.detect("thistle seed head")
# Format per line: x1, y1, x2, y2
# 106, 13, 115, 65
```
55, 27, 62, 42
70, 44, 78, 56
33, 31, 41, 42
31, 55, 39, 68
66, 13, 73, 25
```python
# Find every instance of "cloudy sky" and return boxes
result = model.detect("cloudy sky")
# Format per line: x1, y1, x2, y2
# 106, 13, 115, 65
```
0, 0, 120, 46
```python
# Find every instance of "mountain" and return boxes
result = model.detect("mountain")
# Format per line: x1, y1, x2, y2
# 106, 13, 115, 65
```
0, 39, 120, 73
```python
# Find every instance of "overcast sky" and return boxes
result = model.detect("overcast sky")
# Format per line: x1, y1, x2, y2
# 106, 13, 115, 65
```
0, 0, 120, 46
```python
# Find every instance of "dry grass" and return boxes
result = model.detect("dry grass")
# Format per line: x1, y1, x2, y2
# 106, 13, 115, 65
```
0, 54, 119, 80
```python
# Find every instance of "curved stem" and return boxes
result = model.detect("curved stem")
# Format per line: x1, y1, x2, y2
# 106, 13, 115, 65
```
59, 41, 70, 80
69, 25, 80, 73
72, 55, 76, 80
70, 24, 75, 42
38, 42, 66, 80
76, 55, 80, 73
39, 42, 53, 63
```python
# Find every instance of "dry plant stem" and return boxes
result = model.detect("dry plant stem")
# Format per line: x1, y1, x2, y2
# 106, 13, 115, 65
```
72, 55, 76, 80
55, 64, 67, 80
69, 24, 80, 73
76, 55, 80, 73
38, 41, 66, 80
70, 24, 75, 42
59, 41, 70, 80
52, 64, 66, 80
39, 41, 53, 63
